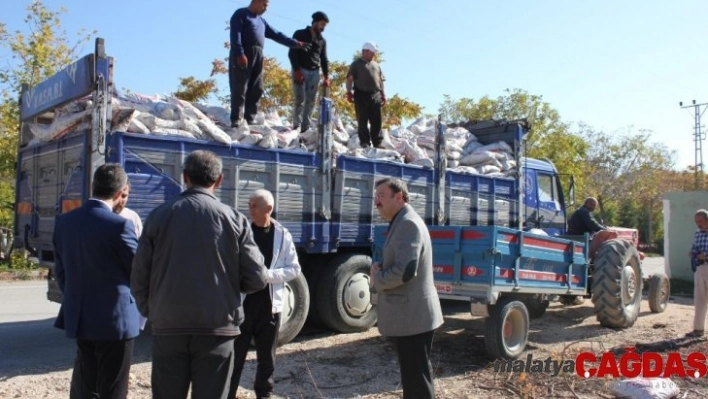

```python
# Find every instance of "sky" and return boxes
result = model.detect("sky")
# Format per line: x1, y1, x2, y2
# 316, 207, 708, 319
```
3, 0, 708, 170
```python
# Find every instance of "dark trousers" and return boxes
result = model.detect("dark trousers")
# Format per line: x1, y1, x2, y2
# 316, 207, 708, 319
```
228, 309, 281, 398
69, 338, 134, 399
392, 330, 436, 399
151, 335, 235, 399
354, 90, 383, 147
229, 46, 265, 124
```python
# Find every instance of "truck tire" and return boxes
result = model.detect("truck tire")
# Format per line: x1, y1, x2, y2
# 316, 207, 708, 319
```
522, 296, 549, 319
591, 239, 642, 328
277, 273, 310, 346
648, 273, 670, 314
485, 297, 529, 359
559, 295, 585, 306
316, 253, 377, 333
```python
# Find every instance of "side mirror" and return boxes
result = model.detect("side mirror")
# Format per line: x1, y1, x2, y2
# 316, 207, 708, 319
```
568, 175, 576, 206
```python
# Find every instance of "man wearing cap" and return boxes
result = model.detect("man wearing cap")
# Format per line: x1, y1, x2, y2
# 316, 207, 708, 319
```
230, 0, 307, 127
288, 12, 330, 133
346, 42, 386, 148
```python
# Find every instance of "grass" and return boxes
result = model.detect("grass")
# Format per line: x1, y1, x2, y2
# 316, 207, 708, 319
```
0, 251, 39, 272
642, 251, 663, 258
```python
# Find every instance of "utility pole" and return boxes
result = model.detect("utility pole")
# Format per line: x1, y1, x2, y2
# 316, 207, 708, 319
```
679, 100, 707, 189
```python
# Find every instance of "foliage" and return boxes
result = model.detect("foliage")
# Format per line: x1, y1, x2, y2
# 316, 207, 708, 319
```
0, 1, 94, 228
0, 251, 38, 271
173, 76, 218, 103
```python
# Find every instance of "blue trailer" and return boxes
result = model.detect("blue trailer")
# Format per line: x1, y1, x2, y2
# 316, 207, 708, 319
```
14, 39, 666, 353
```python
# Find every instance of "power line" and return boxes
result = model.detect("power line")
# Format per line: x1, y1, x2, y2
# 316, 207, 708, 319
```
679, 100, 708, 189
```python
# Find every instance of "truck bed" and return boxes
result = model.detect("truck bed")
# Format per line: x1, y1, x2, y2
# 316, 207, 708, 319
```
372, 225, 589, 300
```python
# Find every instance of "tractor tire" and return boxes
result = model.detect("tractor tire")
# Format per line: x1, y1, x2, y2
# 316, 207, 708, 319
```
559, 295, 585, 306
316, 253, 377, 333
648, 273, 670, 313
591, 239, 643, 329
485, 297, 530, 359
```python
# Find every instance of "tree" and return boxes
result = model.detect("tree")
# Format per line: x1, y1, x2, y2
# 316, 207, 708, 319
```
173, 76, 218, 103
0, 1, 93, 226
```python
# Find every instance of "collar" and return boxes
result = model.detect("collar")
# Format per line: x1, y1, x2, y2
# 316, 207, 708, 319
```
88, 198, 113, 211
182, 186, 217, 199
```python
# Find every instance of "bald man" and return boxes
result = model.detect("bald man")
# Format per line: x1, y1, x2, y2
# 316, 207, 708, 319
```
567, 197, 606, 235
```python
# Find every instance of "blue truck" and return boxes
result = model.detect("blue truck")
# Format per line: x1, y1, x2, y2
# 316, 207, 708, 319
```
14, 39, 668, 355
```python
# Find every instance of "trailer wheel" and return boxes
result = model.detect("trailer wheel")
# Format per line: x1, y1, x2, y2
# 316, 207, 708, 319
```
522, 296, 549, 319
485, 297, 529, 359
277, 273, 310, 346
559, 295, 585, 306
316, 253, 377, 333
648, 273, 670, 314
591, 239, 642, 328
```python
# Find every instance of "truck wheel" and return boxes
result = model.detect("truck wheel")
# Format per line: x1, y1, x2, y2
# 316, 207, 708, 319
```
648, 273, 670, 314
522, 296, 549, 319
316, 253, 377, 333
559, 295, 585, 306
277, 273, 310, 346
485, 297, 529, 359
591, 239, 642, 328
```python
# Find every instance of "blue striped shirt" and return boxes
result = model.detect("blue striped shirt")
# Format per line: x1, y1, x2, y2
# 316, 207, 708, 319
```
691, 229, 708, 271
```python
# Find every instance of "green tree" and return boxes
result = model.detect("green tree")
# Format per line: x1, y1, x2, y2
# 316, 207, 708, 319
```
0, 1, 93, 226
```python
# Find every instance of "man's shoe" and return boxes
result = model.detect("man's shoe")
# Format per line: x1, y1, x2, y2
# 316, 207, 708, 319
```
685, 330, 705, 338
292, 125, 299, 131
246, 119, 256, 126
231, 118, 244, 128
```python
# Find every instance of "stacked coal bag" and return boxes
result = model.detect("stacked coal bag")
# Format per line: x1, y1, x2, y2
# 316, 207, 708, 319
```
25, 94, 517, 178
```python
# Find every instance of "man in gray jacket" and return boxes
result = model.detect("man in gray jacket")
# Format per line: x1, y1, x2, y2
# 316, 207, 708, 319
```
371, 177, 443, 399
131, 150, 268, 399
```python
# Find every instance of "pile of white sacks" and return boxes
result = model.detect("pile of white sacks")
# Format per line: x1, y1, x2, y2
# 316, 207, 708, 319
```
27, 93, 517, 177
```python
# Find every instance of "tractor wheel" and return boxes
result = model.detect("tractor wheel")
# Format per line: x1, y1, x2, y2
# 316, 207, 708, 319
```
648, 273, 670, 313
591, 239, 642, 328
485, 297, 529, 359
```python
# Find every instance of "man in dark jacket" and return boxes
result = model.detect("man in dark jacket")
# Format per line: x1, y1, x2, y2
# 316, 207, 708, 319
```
54, 164, 139, 399
229, 0, 306, 127
567, 197, 606, 235
288, 11, 329, 132
131, 150, 268, 399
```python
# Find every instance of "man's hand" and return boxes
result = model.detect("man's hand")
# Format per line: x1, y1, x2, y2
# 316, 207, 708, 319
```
295, 41, 310, 51
370, 262, 381, 286
237, 54, 248, 69
322, 76, 330, 87
381, 93, 386, 107
698, 252, 707, 261
346, 92, 354, 103
294, 70, 305, 85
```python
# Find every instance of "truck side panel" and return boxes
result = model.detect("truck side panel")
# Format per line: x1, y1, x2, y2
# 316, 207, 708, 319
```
332, 155, 435, 249
109, 132, 328, 252
445, 170, 518, 227
373, 225, 588, 299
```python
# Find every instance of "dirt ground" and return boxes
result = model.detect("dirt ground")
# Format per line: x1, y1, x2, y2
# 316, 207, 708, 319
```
3, 294, 707, 399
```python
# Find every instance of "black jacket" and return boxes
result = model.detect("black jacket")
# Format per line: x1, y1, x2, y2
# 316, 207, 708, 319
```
567, 206, 605, 235
288, 26, 328, 76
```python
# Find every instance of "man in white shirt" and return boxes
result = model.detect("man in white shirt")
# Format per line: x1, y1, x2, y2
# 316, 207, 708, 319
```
113, 182, 143, 237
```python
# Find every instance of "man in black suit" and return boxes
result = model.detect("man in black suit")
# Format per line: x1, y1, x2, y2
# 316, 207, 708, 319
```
53, 164, 139, 398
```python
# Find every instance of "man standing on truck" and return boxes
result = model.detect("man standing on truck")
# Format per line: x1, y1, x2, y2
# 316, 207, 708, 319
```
567, 197, 606, 235
228, 189, 301, 399
53, 164, 139, 399
370, 177, 443, 399
230, 0, 307, 127
687, 209, 708, 338
288, 11, 330, 133
131, 150, 269, 399
346, 42, 386, 148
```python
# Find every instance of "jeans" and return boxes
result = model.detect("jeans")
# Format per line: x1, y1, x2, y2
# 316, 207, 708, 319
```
292, 69, 320, 131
